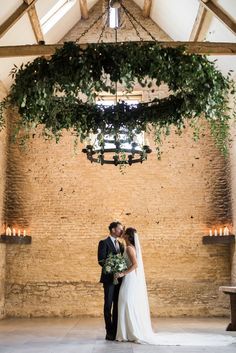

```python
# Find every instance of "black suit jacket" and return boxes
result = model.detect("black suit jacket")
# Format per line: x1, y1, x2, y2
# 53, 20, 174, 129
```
98, 236, 124, 284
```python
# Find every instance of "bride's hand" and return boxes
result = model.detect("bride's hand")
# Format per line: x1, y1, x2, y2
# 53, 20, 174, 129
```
118, 272, 125, 278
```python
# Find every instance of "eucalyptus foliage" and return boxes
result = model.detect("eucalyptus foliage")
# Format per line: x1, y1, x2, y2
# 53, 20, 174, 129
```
0, 41, 235, 155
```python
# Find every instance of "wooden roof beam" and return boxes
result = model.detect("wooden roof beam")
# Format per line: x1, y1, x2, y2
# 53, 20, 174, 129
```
79, 0, 89, 20
0, 0, 38, 39
24, 1, 44, 43
190, 3, 205, 41
0, 41, 235, 58
143, 0, 152, 18
190, 3, 212, 41
200, 0, 236, 35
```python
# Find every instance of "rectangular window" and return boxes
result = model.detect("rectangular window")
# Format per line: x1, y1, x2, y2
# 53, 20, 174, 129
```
40, 0, 76, 34
97, 92, 142, 105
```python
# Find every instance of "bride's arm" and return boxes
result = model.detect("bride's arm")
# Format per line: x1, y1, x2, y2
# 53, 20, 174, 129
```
118, 246, 137, 277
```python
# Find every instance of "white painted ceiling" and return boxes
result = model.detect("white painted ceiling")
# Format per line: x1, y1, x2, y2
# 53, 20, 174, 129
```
0, 0, 235, 89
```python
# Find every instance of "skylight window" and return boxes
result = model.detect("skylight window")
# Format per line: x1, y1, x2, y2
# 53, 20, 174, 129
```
40, 0, 76, 34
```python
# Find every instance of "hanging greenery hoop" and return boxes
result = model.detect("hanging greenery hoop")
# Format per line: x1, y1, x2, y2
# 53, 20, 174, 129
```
0, 41, 235, 156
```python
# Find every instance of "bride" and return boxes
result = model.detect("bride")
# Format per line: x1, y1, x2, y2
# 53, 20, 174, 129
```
115, 227, 236, 346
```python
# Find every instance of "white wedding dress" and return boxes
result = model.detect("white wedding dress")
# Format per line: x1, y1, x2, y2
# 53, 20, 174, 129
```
116, 233, 236, 346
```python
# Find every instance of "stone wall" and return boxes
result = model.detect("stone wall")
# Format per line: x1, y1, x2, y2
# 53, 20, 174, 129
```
0, 81, 7, 319
2, 0, 233, 318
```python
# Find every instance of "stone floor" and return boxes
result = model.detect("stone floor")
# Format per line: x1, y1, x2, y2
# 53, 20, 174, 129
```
0, 317, 236, 353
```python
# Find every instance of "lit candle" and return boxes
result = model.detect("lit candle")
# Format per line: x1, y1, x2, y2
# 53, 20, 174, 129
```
223, 227, 227, 236
209, 229, 213, 236
225, 226, 229, 236
12, 228, 16, 236
6, 227, 11, 236
214, 229, 217, 236
219, 228, 223, 236
17, 229, 20, 237
23, 229, 26, 237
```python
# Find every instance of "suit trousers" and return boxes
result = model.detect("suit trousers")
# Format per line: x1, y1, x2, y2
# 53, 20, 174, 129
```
103, 281, 121, 337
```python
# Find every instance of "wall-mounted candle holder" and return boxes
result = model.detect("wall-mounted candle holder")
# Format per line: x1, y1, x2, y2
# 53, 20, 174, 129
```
0, 234, 31, 244
203, 234, 235, 245
0, 225, 31, 244
203, 225, 234, 245
208, 226, 230, 237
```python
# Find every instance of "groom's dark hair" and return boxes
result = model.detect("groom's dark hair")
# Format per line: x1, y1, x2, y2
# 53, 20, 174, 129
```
109, 221, 122, 233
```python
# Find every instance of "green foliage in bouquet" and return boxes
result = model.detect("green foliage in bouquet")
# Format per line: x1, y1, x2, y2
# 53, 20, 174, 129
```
103, 253, 127, 285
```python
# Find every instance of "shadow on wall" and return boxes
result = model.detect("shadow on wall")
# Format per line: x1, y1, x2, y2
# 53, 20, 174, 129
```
203, 147, 232, 228
3, 110, 31, 229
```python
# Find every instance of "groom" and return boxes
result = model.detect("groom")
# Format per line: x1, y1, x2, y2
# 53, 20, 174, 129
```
98, 221, 124, 341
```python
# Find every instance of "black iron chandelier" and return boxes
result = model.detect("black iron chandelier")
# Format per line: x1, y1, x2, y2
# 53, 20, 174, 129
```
82, 129, 152, 165
82, 0, 154, 166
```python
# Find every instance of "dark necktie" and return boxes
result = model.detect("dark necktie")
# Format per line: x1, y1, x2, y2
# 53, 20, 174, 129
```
114, 239, 120, 253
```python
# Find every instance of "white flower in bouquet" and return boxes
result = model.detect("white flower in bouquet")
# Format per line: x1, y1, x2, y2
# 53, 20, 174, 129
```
103, 253, 127, 284
105, 265, 111, 272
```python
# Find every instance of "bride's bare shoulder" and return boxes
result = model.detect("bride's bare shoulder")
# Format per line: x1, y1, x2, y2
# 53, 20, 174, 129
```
126, 245, 136, 254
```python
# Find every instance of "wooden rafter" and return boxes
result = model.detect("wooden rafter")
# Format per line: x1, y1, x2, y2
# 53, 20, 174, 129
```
79, 0, 89, 20
189, 3, 212, 41
143, 0, 152, 18
27, 6, 44, 43
200, 0, 236, 35
0, 0, 38, 39
24, 0, 44, 43
0, 41, 235, 58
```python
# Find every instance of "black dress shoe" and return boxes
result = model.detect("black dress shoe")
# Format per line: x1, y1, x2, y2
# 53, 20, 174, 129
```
105, 334, 115, 341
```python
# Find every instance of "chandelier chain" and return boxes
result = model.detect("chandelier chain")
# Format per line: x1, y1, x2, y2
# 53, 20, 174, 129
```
75, 8, 108, 43
98, 12, 108, 43
120, 3, 158, 42
122, 5, 143, 41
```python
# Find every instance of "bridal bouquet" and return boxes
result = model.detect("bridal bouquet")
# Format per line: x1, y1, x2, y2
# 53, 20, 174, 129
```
103, 253, 127, 285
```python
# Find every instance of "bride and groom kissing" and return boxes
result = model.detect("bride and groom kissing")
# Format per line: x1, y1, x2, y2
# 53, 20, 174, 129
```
97, 221, 158, 344
97, 222, 236, 347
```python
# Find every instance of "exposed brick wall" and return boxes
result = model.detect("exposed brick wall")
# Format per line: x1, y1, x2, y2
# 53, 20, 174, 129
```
3, 122, 232, 318
0, 81, 7, 319
2, 0, 233, 318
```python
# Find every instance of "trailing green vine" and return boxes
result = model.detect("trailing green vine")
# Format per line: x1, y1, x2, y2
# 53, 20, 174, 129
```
0, 41, 235, 156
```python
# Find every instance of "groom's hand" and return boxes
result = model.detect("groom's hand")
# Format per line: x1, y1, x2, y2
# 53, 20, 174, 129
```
116, 272, 125, 278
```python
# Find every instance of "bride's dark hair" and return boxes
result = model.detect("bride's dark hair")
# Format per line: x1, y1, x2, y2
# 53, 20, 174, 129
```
125, 227, 137, 247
